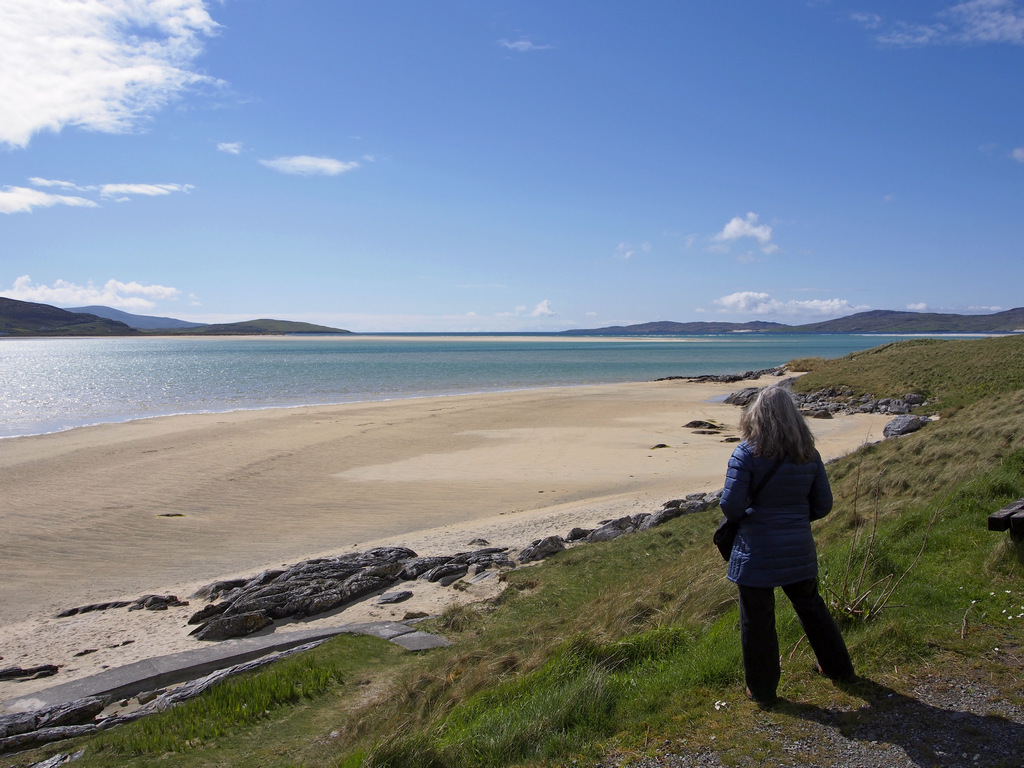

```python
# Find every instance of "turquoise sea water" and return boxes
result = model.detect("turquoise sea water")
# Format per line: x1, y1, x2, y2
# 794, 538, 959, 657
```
0, 333, 943, 439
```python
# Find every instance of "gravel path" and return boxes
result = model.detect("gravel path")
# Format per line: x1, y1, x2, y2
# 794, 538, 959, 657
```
602, 673, 1024, 768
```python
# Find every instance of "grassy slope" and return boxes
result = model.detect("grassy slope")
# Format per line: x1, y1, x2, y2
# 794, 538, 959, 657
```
22, 336, 1024, 768
789, 334, 1024, 411
0, 297, 136, 336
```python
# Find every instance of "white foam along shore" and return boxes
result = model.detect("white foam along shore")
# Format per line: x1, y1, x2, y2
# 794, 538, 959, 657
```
0, 377, 892, 706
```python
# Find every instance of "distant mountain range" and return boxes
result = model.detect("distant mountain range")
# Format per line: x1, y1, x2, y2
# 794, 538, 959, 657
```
68, 305, 206, 330
3, 298, 1023, 337
562, 307, 1024, 335
0, 298, 350, 336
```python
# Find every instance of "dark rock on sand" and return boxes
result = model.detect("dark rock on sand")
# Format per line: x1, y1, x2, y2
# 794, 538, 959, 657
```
883, 414, 931, 438
0, 665, 59, 681
187, 601, 230, 625
377, 590, 414, 604
724, 387, 761, 406
56, 594, 186, 618
420, 563, 469, 584
189, 610, 273, 641
185, 545, 514, 641
518, 536, 566, 563
566, 527, 593, 542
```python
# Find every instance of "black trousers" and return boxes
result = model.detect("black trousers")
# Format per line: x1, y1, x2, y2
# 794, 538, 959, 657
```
737, 578, 854, 701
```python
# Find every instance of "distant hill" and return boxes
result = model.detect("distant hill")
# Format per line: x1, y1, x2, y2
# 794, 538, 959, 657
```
562, 308, 1024, 335
172, 319, 351, 335
68, 305, 205, 330
0, 298, 350, 336
790, 307, 1024, 333
560, 320, 788, 335
0, 297, 137, 336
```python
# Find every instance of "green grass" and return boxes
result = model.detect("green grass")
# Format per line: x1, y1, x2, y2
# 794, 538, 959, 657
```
47, 635, 404, 768
23, 333, 1024, 768
790, 333, 1024, 411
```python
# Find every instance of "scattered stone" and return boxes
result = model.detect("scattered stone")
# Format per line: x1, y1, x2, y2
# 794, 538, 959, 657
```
127, 595, 188, 612
188, 610, 273, 641
57, 594, 187, 618
587, 516, 636, 543
684, 420, 719, 429
136, 690, 162, 705
377, 590, 413, 604
0, 665, 59, 681
669, 366, 786, 384
0, 696, 105, 742
650, 443, 669, 449
55, 601, 132, 618
883, 414, 931, 438
724, 387, 761, 406
467, 538, 489, 546
518, 536, 566, 563
183, 545, 514, 640
723, 381, 936, 423
420, 563, 469, 584
27, 750, 87, 767
72, 649, 97, 658
566, 526, 593, 542
187, 601, 230, 625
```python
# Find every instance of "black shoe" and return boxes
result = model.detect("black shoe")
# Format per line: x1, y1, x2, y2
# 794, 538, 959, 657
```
746, 687, 778, 708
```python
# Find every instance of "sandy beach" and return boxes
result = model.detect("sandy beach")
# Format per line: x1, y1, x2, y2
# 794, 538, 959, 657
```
0, 377, 891, 707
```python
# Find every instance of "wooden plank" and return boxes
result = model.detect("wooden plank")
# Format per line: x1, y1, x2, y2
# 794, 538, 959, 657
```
1011, 511, 1024, 535
988, 499, 1024, 531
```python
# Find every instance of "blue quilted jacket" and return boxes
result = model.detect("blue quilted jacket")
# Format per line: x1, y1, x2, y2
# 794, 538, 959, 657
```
720, 441, 833, 587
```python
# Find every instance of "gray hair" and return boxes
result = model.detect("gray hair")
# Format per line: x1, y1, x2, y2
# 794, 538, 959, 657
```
739, 385, 817, 463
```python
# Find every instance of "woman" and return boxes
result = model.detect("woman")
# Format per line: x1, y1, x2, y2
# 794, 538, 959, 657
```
720, 385, 854, 705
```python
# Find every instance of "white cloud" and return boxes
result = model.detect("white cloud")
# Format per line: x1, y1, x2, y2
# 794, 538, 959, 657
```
712, 213, 778, 254
259, 156, 360, 176
0, 0, 220, 149
1012, 147, 1024, 162
871, 0, 1024, 46
712, 292, 781, 314
27, 177, 81, 190
614, 242, 651, 260
531, 300, 555, 317
711, 291, 867, 317
2, 275, 181, 311
217, 141, 243, 154
98, 183, 194, 198
850, 12, 883, 29
946, 0, 1024, 44
2, 178, 195, 212
0, 185, 98, 213
497, 300, 556, 318
498, 38, 553, 52
907, 302, 929, 311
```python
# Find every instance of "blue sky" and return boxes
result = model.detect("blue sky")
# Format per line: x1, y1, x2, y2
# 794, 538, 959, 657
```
1, 1, 1022, 332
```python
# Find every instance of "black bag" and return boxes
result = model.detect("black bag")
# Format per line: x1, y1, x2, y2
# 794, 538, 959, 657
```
713, 516, 740, 561
714, 458, 783, 561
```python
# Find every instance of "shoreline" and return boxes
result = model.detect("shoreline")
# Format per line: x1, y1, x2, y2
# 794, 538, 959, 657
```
0, 377, 893, 707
